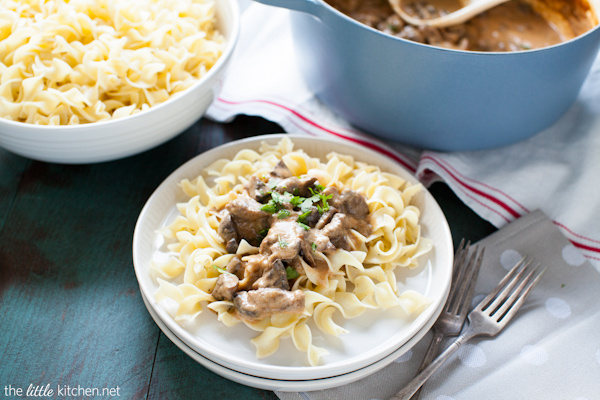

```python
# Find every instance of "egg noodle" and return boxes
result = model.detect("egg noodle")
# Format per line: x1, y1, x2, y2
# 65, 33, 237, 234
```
151, 138, 433, 366
0, 0, 225, 125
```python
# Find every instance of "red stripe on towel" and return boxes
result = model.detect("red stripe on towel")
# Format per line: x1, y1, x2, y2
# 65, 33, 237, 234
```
420, 154, 521, 219
216, 98, 417, 173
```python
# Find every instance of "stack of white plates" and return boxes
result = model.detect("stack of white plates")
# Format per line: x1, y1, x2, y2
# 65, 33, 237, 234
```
133, 135, 454, 392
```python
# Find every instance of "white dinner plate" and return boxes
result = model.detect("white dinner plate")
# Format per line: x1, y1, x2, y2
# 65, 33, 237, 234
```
140, 289, 444, 392
133, 134, 453, 380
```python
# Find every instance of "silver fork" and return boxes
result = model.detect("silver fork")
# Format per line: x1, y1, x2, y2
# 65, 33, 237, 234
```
392, 257, 545, 400
411, 239, 484, 399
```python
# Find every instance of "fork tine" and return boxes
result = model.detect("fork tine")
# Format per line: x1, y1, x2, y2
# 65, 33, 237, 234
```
455, 247, 484, 316
445, 239, 469, 312
485, 258, 534, 315
448, 245, 483, 314
478, 257, 528, 312
496, 264, 545, 323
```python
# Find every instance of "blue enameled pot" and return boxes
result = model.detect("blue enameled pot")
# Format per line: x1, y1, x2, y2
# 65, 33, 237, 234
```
254, 0, 600, 150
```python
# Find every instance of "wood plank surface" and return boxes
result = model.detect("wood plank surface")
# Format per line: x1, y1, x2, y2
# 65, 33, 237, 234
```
0, 117, 282, 400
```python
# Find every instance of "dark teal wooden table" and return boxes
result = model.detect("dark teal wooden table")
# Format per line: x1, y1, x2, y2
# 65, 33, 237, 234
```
0, 117, 495, 399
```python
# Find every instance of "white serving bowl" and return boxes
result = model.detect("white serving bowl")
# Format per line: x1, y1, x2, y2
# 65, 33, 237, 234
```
0, 0, 239, 164
132, 134, 454, 381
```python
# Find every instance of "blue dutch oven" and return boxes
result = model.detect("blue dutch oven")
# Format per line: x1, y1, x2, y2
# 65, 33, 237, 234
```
254, 0, 600, 150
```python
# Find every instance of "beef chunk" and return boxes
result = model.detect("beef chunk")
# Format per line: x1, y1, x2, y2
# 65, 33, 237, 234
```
218, 195, 272, 250
246, 175, 269, 202
325, 187, 369, 219
237, 254, 268, 291
300, 207, 320, 227
270, 160, 292, 179
306, 230, 336, 255
227, 196, 271, 221
259, 219, 305, 261
252, 259, 289, 290
319, 212, 372, 250
234, 288, 305, 321
320, 213, 352, 250
218, 214, 239, 253
338, 189, 370, 219
226, 256, 246, 280
212, 273, 239, 301
314, 208, 337, 230
275, 176, 318, 197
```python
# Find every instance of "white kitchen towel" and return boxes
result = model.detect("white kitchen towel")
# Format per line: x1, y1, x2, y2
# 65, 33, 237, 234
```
274, 209, 600, 399
206, 2, 600, 270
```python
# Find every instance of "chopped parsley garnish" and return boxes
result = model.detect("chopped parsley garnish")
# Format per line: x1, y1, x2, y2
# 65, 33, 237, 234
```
290, 195, 304, 207
297, 209, 312, 224
306, 186, 332, 214
311, 242, 317, 251
277, 209, 291, 219
309, 186, 332, 214
258, 228, 269, 240
261, 200, 278, 213
261, 191, 292, 214
257, 179, 332, 226
213, 264, 230, 275
285, 266, 299, 280
278, 235, 288, 248
299, 197, 316, 213
297, 222, 310, 231
271, 191, 293, 205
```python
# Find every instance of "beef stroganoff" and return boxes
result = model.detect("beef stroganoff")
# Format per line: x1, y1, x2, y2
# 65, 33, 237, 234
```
151, 138, 433, 366
327, 0, 596, 51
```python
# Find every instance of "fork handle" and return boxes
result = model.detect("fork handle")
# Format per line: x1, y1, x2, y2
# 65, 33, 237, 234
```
417, 329, 445, 374
391, 331, 477, 400
410, 330, 445, 400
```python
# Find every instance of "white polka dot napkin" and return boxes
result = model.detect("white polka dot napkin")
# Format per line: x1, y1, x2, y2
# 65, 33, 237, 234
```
206, 2, 600, 270
275, 210, 600, 400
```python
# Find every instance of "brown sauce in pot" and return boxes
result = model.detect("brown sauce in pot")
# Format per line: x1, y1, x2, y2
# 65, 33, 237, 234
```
326, 0, 597, 51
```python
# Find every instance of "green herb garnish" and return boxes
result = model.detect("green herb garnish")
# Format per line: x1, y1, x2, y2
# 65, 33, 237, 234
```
277, 209, 291, 219
271, 191, 293, 205
299, 197, 317, 213
261, 200, 278, 213
278, 235, 288, 248
285, 266, 299, 280
290, 195, 304, 207
306, 186, 332, 214
297, 209, 312, 224
311, 242, 317, 251
297, 222, 310, 231
213, 264, 230, 275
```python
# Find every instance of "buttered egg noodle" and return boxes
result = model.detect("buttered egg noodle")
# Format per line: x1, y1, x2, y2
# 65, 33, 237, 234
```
0, 0, 225, 125
151, 138, 433, 366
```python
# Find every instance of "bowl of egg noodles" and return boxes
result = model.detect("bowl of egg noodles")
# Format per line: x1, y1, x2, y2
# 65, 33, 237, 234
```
0, 0, 239, 163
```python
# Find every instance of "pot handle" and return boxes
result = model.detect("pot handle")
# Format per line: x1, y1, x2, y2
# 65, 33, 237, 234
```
252, 0, 322, 17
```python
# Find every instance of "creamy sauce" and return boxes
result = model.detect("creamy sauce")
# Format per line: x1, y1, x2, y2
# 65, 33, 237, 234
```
326, 0, 597, 51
